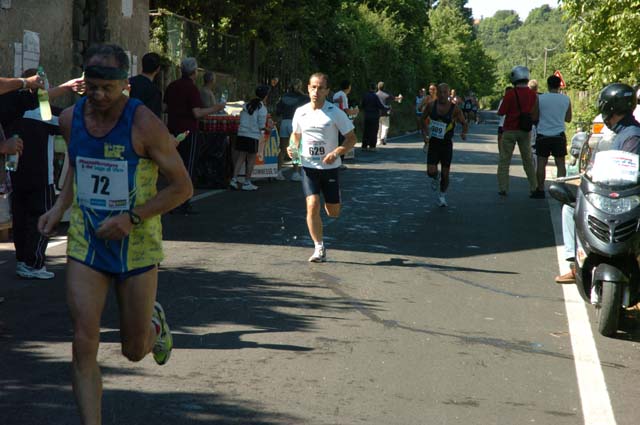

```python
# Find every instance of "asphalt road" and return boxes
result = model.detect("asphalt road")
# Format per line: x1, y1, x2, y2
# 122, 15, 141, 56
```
2, 117, 640, 425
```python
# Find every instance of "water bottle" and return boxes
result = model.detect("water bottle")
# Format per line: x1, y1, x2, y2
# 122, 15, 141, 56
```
220, 89, 228, 104
289, 137, 301, 165
5, 135, 19, 172
37, 66, 52, 121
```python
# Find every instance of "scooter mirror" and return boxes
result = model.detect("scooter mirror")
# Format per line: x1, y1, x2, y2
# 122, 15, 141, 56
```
549, 183, 576, 205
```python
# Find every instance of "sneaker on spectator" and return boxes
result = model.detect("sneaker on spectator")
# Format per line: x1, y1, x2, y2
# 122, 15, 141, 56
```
241, 181, 259, 191
290, 171, 303, 182
152, 302, 172, 365
229, 177, 239, 190
16, 261, 27, 275
17, 265, 55, 280
422, 142, 429, 153
275, 170, 286, 181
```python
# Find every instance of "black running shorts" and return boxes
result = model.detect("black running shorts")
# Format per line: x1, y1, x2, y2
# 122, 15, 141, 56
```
301, 167, 341, 204
535, 133, 567, 158
427, 138, 453, 167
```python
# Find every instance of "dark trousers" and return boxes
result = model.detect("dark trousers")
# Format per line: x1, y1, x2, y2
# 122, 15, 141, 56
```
11, 184, 55, 269
363, 116, 379, 148
176, 131, 200, 206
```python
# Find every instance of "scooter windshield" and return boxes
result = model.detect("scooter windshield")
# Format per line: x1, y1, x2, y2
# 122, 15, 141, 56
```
585, 135, 640, 187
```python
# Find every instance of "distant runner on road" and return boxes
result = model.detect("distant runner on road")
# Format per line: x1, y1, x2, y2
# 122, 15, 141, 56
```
422, 82, 468, 207
288, 72, 356, 262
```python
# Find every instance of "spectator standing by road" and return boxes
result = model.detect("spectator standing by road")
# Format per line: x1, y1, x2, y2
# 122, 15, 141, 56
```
288, 72, 356, 262
199, 71, 219, 109
230, 85, 269, 191
266, 76, 281, 114
496, 66, 539, 198
415, 88, 426, 132
164, 57, 225, 214
129, 52, 162, 119
0, 69, 82, 279
533, 75, 572, 198
375, 81, 402, 146
37, 43, 193, 425
276, 79, 309, 182
361, 83, 386, 151
332, 79, 358, 168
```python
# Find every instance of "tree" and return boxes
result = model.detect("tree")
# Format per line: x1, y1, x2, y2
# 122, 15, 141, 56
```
563, 0, 640, 87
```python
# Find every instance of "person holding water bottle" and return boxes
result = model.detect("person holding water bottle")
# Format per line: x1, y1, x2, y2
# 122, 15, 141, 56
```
288, 72, 356, 262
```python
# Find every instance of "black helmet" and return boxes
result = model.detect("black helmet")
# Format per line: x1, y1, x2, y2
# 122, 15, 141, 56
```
597, 83, 636, 121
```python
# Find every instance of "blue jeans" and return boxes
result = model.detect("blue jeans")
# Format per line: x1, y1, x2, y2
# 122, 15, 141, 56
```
562, 204, 576, 262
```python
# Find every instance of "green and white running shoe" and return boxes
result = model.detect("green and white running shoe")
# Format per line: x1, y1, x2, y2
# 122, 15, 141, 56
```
152, 301, 173, 365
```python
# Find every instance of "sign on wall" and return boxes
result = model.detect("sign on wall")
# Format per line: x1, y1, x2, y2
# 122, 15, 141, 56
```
122, 0, 132, 18
22, 30, 40, 70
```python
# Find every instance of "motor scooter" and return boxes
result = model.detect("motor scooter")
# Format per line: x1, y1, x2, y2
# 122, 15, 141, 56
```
550, 133, 640, 337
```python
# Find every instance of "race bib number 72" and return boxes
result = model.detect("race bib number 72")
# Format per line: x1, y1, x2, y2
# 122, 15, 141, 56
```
76, 156, 130, 210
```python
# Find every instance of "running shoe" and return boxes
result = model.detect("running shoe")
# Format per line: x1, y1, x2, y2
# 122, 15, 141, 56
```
275, 170, 286, 181
430, 172, 440, 191
241, 182, 259, 191
438, 193, 448, 207
17, 265, 55, 280
308, 246, 326, 263
529, 189, 545, 199
422, 142, 428, 153
229, 177, 239, 190
16, 261, 27, 275
152, 302, 173, 365
290, 172, 303, 182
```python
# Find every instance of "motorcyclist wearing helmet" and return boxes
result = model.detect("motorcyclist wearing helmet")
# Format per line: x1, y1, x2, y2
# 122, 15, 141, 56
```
556, 83, 640, 283
496, 65, 539, 198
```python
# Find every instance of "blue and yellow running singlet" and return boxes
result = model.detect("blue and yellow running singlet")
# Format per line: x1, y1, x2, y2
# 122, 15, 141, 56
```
67, 97, 163, 273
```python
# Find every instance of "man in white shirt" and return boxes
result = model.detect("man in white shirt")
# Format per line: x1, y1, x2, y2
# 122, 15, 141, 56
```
288, 73, 356, 262
533, 75, 572, 198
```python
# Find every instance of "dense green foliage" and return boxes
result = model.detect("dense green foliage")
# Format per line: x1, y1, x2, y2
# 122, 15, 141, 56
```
151, 0, 496, 103
476, 5, 570, 106
563, 0, 640, 87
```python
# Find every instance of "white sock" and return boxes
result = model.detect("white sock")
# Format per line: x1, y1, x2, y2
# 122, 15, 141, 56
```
315, 242, 324, 250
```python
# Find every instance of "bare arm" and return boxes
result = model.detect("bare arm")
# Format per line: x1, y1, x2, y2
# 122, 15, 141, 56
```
0, 75, 43, 95
192, 104, 225, 119
132, 107, 193, 219
47, 77, 84, 100
565, 101, 572, 123
454, 106, 468, 140
531, 97, 540, 122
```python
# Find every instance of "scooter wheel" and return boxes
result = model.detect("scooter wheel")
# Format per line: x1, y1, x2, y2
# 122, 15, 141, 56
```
596, 280, 622, 337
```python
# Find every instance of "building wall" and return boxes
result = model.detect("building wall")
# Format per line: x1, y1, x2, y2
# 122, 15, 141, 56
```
0, 0, 149, 104
0, 0, 75, 85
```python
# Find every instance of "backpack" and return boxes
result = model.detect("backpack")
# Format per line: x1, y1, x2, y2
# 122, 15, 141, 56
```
514, 89, 533, 132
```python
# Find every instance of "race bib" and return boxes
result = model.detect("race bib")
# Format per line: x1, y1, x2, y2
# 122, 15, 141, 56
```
76, 156, 130, 210
429, 120, 447, 139
304, 142, 327, 160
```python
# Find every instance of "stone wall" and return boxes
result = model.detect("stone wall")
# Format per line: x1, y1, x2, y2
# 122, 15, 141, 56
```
0, 0, 149, 106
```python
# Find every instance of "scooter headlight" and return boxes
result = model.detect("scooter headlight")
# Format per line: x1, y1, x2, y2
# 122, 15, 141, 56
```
585, 193, 640, 214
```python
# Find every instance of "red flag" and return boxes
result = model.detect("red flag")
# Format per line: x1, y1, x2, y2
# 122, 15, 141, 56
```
553, 70, 566, 89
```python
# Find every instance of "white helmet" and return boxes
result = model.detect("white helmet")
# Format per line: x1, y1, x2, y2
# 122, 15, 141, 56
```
510, 66, 530, 84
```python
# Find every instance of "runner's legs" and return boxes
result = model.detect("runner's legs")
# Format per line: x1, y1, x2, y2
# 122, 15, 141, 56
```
115, 266, 159, 361
306, 194, 323, 243
66, 260, 111, 425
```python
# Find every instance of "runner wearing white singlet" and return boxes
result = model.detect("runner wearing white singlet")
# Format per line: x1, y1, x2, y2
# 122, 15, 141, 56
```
288, 73, 356, 262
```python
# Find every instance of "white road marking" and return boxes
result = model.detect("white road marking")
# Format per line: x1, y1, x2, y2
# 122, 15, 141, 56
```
549, 200, 617, 425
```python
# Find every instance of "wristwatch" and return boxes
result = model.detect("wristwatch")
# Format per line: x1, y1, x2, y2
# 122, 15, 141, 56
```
19, 78, 26, 89
128, 210, 142, 225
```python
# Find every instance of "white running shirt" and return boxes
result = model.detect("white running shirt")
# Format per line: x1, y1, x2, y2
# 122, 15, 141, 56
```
292, 101, 354, 170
